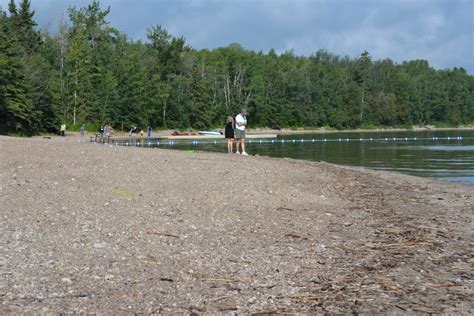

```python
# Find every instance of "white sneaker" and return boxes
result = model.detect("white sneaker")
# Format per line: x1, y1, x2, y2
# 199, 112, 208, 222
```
235, 151, 241, 154
242, 151, 249, 156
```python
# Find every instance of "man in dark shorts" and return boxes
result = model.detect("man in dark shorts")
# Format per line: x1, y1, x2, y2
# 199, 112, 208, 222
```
235, 108, 248, 155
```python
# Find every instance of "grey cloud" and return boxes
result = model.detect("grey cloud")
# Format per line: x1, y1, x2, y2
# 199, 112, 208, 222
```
1, 0, 472, 73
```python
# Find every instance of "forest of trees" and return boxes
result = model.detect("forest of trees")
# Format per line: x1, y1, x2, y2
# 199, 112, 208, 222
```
1, 0, 473, 135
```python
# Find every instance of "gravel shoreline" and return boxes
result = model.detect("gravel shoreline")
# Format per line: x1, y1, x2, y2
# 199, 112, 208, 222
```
1, 136, 473, 313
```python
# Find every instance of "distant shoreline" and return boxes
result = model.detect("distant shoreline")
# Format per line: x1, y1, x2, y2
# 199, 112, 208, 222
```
31, 125, 474, 140
248, 125, 474, 135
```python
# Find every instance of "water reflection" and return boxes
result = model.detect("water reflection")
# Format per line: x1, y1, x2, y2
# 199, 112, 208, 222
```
114, 130, 474, 184
416, 145, 474, 151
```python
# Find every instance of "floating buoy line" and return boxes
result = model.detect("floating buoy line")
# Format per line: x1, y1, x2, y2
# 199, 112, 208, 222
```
96, 136, 472, 147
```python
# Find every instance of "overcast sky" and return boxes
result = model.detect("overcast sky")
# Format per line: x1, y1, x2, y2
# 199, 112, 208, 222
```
2, 0, 473, 73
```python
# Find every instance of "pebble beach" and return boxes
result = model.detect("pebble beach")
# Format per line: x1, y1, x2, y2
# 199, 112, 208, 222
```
0, 135, 473, 313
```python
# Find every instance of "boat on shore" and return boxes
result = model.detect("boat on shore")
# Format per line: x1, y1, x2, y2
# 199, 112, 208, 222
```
198, 131, 222, 136
171, 131, 197, 136
163, 133, 277, 140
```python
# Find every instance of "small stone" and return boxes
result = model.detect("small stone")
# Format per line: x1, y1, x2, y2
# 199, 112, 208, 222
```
61, 278, 72, 284
105, 274, 114, 280
94, 242, 107, 249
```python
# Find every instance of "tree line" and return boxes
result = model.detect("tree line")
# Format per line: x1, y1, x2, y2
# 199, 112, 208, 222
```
1, 0, 473, 135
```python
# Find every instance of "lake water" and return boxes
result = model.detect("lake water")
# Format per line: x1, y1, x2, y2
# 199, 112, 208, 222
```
116, 130, 474, 185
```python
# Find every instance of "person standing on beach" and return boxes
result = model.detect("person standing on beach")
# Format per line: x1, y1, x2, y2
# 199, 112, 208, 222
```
147, 126, 152, 138
60, 123, 66, 136
105, 124, 111, 138
224, 116, 235, 154
235, 108, 248, 155
80, 124, 85, 137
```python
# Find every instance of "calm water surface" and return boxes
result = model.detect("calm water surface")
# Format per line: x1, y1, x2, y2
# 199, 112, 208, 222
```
119, 130, 474, 184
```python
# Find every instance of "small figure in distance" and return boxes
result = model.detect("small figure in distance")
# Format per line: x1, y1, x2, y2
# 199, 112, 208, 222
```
105, 124, 111, 139
147, 126, 152, 138
60, 123, 66, 136
129, 125, 137, 136
99, 125, 104, 138
224, 116, 235, 154
235, 108, 248, 155
80, 124, 85, 137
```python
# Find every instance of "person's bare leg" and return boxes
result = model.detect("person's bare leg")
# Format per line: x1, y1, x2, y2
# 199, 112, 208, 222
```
241, 138, 248, 155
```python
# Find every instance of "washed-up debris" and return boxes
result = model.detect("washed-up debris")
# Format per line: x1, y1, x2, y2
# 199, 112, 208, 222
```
146, 231, 180, 238
107, 188, 134, 198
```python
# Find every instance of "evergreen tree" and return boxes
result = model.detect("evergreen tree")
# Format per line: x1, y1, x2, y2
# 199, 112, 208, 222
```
0, 9, 34, 134
354, 50, 372, 124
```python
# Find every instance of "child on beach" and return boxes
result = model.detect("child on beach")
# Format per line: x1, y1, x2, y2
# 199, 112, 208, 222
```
225, 116, 235, 154
98, 125, 104, 139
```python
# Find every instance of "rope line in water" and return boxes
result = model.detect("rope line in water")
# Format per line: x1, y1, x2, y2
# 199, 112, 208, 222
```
103, 136, 471, 147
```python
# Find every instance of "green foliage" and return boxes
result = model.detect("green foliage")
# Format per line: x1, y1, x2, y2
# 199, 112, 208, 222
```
0, 1, 473, 136
0, 7, 35, 134
358, 124, 381, 130
432, 121, 459, 128
393, 123, 413, 129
